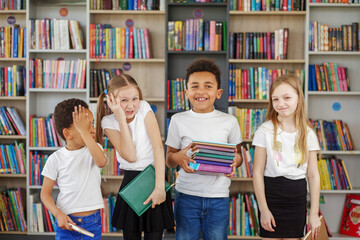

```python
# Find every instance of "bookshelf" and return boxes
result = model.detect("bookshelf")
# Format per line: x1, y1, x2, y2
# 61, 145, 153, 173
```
305, 2, 360, 239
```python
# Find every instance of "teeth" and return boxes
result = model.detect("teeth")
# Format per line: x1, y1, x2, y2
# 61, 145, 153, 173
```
197, 98, 206, 101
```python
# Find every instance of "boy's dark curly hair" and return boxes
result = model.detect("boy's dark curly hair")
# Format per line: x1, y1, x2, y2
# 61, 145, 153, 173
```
185, 58, 221, 89
54, 98, 88, 140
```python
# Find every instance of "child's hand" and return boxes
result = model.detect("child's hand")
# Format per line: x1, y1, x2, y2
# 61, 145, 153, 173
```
144, 187, 166, 208
174, 144, 196, 173
225, 149, 241, 178
73, 105, 91, 135
260, 208, 276, 232
107, 93, 126, 122
56, 212, 76, 230
309, 214, 321, 240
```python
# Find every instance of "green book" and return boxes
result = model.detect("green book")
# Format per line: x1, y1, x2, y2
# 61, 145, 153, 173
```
119, 164, 172, 216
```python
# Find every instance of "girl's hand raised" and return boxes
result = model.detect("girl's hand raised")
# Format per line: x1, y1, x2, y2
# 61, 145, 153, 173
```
107, 93, 126, 122
144, 187, 166, 208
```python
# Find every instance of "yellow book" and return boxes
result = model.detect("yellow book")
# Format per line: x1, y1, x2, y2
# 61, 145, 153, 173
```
18, 28, 23, 58
12, 65, 17, 96
105, 28, 109, 59
317, 159, 326, 190
321, 159, 331, 190
319, 120, 327, 151
116, 28, 121, 59
120, 28, 126, 59
237, 69, 242, 99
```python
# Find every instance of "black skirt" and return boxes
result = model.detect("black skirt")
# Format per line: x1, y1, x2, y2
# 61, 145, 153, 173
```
111, 169, 175, 232
259, 176, 307, 238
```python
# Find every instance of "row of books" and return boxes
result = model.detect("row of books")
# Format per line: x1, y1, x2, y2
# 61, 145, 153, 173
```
318, 157, 352, 190
0, 142, 25, 174
29, 58, 87, 89
168, 20, 227, 51
310, 119, 354, 151
308, 63, 350, 92
228, 65, 305, 100
229, 192, 259, 236
0, 26, 26, 58
91, 0, 164, 10
29, 115, 64, 148
0, 187, 26, 232
0, 106, 26, 136
89, 24, 151, 59
228, 107, 267, 140
229, 0, 306, 11
0, 65, 26, 97
0, 0, 25, 10
235, 144, 254, 178
102, 148, 124, 176
167, 78, 190, 111
101, 195, 117, 233
28, 195, 55, 233
90, 68, 122, 98
29, 151, 49, 186
309, 0, 359, 3
29, 19, 84, 50
170, 0, 226, 2
229, 29, 289, 60
309, 21, 360, 52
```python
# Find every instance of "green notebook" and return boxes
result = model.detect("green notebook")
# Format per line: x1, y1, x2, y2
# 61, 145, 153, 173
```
119, 164, 172, 216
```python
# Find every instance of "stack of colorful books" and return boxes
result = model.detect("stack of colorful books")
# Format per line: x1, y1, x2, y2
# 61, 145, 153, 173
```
189, 140, 236, 174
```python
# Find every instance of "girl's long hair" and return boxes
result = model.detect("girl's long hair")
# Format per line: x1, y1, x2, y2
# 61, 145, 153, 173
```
96, 73, 143, 145
265, 74, 309, 165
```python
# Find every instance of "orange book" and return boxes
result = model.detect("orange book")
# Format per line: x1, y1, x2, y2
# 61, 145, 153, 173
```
314, 65, 322, 91
334, 120, 345, 150
120, 28, 126, 59
339, 160, 352, 190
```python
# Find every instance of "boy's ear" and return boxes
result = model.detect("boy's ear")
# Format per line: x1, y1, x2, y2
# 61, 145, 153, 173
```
62, 128, 71, 140
216, 88, 223, 99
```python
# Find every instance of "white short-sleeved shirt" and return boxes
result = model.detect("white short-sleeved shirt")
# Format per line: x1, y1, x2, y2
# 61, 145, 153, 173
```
165, 109, 242, 198
252, 120, 320, 180
41, 144, 104, 215
101, 100, 153, 171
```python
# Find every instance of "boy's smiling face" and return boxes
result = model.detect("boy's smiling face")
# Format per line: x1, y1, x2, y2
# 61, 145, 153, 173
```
185, 71, 223, 113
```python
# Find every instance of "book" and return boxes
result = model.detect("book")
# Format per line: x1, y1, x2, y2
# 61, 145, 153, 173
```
189, 162, 232, 174
68, 222, 94, 237
119, 164, 172, 216
303, 215, 328, 240
339, 194, 360, 237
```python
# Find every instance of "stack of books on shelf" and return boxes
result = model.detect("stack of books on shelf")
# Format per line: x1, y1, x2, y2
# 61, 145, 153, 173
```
0, 25, 26, 58
89, 24, 151, 59
309, 21, 360, 52
308, 62, 350, 91
235, 144, 254, 178
310, 119, 354, 151
0, 106, 26, 136
317, 157, 352, 190
168, 19, 227, 51
91, 0, 164, 10
228, 65, 305, 100
90, 68, 122, 98
29, 58, 87, 89
0, 141, 25, 174
101, 194, 117, 233
167, 78, 190, 111
0, 187, 27, 232
28, 194, 55, 233
228, 107, 267, 140
230, 0, 306, 10
29, 151, 49, 186
229, 29, 289, 59
170, 0, 226, 2
29, 115, 64, 148
189, 140, 236, 174
102, 148, 123, 176
29, 19, 84, 50
0, 66, 26, 96
0, 0, 26, 10
229, 192, 259, 236
309, 0, 360, 4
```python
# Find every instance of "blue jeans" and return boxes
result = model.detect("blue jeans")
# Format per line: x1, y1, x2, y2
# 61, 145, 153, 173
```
174, 191, 229, 240
55, 210, 102, 240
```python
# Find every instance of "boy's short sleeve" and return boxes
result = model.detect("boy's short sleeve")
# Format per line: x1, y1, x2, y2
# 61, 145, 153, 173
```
41, 154, 58, 181
165, 117, 181, 150
252, 125, 267, 148
228, 116, 242, 145
101, 115, 119, 131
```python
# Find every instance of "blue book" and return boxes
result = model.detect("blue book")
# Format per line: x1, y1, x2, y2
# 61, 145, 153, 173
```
9, 144, 20, 174
0, 145, 9, 173
250, 67, 255, 99
13, 28, 19, 58
125, 28, 130, 58
140, 29, 146, 59
128, 0, 134, 10
133, 28, 138, 59
112, 28, 116, 58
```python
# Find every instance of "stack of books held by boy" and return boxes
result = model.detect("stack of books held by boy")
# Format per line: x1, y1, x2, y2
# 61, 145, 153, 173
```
189, 140, 236, 174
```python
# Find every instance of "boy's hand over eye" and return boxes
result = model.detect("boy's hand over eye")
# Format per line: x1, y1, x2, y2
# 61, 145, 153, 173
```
107, 93, 126, 122
73, 105, 91, 134
175, 143, 196, 173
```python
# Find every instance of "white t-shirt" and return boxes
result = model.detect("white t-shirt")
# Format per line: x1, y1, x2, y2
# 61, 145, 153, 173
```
41, 144, 105, 215
101, 100, 153, 171
252, 120, 320, 180
165, 109, 242, 198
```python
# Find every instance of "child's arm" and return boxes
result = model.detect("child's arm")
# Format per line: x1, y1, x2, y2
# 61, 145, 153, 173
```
307, 150, 321, 240
73, 106, 107, 168
40, 176, 75, 230
166, 144, 196, 173
143, 111, 166, 207
105, 93, 137, 162
226, 143, 243, 178
253, 146, 276, 232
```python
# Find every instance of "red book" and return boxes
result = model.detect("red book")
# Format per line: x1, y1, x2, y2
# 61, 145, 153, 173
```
283, 28, 289, 59
42, 204, 53, 232
143, 28, 151, 59
266, 32, 271, 59
129, 27, 134, 59
339, 194, 360, 237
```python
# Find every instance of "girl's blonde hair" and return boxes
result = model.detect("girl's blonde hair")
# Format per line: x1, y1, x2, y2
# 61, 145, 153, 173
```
96, 74, 143, 145
265, 74, 309, 165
